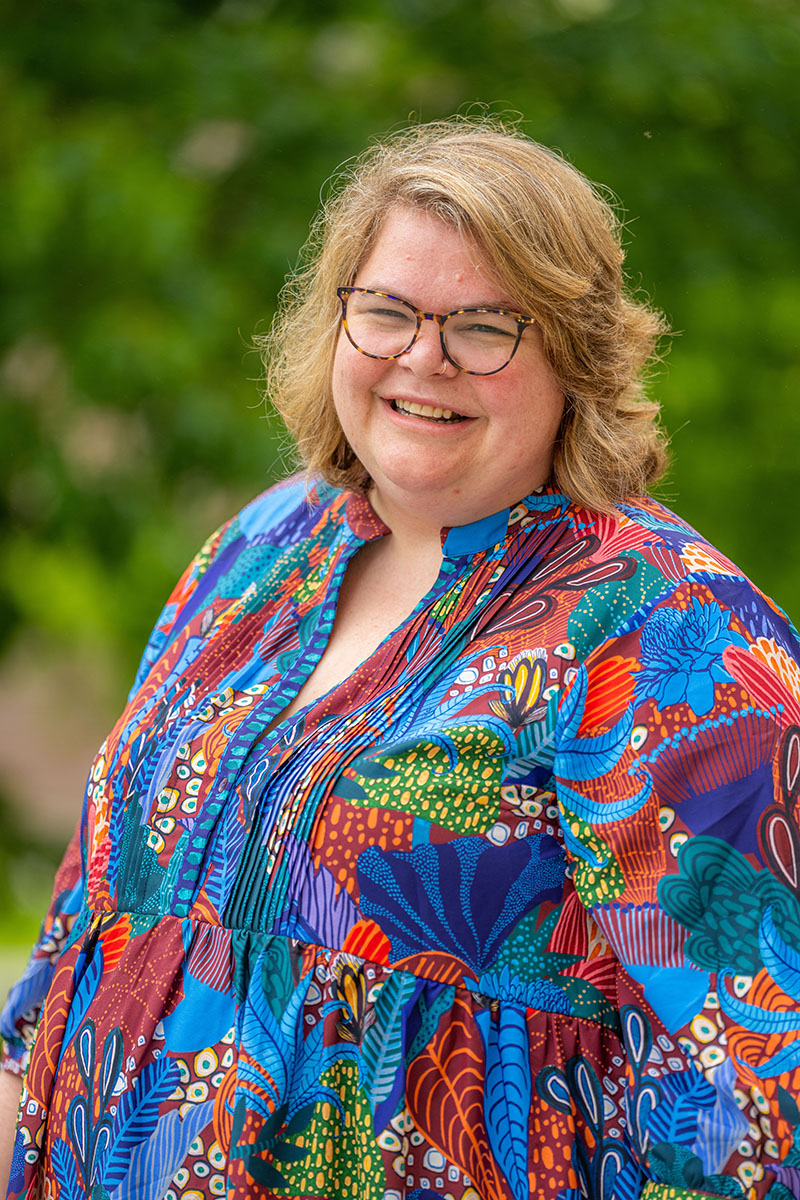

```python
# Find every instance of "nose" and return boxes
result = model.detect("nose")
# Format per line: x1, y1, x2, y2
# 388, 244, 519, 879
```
400, 317, 453, 377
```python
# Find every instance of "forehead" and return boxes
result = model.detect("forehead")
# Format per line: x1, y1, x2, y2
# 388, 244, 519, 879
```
354, 206, 514, 310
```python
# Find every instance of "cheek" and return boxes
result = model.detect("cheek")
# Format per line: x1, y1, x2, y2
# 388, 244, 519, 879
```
332, 336, 380, 410
331, 343, 380, 452
505, 361, 565, 431
330, 333, 349, 397
331, 340, 354, 428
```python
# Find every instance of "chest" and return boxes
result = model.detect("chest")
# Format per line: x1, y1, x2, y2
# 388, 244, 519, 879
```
267, 537, 442, 730
85, 514, 661, 927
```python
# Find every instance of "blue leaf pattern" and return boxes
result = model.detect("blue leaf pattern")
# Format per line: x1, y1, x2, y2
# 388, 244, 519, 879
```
51, 1139, 83, 1200
478, 1005, 532, 1200
646, 1068, 717, 1148
555, 665, 634, 780
59, 946, 104, 1062
692, 1059, 748, 1175
760, 905, 800, 1001
102, 1057, 182, 1187
108, 1100, 215, 1200
361, 971, 417, 1120
357, 835, 564, 976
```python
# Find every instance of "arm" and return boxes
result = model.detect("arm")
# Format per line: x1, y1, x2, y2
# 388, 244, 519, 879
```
0, 511, 242, 1187
0, 822, 83, 1078
555, 576, 800, 1197
0, 479, 311, 1200
0, 1071, 23, 1198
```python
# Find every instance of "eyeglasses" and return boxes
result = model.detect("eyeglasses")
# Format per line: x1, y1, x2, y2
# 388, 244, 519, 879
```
336, 286, 536, 376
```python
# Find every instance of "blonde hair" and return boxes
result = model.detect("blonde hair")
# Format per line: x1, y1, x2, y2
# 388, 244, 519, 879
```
258, 116, 669, 511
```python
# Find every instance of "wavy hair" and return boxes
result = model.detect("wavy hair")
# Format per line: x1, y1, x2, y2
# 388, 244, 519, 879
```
257, 117, 669, 511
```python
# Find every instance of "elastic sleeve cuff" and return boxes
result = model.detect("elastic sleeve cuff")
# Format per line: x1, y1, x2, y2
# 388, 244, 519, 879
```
1, 1039, 28, 1078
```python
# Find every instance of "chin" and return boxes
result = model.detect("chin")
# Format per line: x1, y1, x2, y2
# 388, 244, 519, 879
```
364, 448, 441, 487
375, 462, 457, 498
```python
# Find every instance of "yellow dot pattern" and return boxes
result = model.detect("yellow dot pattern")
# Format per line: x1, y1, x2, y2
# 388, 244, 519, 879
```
563, 811, 626, 905
641, 1186, 723, 1200
350, 724, 504, 834
273, 1059, 386, 1200
293, 559, 328, 605
428, 573, 468, 624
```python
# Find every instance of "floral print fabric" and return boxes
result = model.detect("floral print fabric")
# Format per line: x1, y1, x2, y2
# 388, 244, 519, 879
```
3, 477, 800, 1200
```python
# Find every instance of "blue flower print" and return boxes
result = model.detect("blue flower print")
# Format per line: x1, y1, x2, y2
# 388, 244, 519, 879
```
635, 597, 747, 717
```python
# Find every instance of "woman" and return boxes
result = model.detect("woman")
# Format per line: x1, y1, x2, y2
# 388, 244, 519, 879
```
3, 119, 800, 1200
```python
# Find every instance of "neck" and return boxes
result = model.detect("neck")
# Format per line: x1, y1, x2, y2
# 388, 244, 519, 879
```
357, 489, 445, 594
367, 478, 519, 552
366, 486, 448, 551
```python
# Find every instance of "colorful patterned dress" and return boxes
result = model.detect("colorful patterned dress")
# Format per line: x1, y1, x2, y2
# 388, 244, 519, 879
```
4, 478, 800, 1200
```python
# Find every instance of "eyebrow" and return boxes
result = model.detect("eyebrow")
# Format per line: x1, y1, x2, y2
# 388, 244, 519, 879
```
360, 282, 521, 312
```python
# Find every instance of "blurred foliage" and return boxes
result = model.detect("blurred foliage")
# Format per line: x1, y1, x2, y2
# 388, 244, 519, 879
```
1, 0, 798, 722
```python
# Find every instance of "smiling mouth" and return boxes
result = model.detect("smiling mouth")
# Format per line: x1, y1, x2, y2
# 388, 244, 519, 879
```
390, 398, 468, 423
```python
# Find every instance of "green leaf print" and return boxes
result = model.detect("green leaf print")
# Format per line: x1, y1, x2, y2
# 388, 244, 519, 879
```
346, 723, 506, 834
567, 551, 666, 658
275, 1058, 386, 1200
561, 812, 627, 907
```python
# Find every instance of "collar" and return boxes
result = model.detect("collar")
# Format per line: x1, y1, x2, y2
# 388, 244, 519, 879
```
338, 485, 570, 559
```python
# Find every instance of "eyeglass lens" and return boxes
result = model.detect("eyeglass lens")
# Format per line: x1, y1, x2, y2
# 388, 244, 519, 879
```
343, 290, 523, 374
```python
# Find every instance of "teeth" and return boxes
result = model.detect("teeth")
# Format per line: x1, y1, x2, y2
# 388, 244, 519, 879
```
394, 399, 458, 420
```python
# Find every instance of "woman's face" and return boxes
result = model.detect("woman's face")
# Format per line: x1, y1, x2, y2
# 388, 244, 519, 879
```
331, 205, 565, 533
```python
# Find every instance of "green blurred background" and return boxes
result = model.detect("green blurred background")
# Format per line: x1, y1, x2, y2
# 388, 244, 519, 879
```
1, 0, 798, 989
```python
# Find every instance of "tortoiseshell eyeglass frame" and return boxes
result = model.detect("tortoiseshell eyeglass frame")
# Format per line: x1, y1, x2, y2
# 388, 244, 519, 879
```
336, 286, 537, 376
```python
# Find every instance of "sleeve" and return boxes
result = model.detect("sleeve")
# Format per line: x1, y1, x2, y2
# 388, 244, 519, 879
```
0, 823, 83, 1075
0, 507, 240, 1077
554, 573, 800, 1200
126, 511, 239, 698
127, 472, 309, 699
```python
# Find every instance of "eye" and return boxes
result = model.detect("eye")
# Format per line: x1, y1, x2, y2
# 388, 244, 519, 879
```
353, 300, 416, 328
466, 321, 515, 337
367, 307, 417, 326
449, 311, 519, 340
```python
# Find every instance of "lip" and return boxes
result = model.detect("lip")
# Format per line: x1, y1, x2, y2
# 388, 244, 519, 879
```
379, 394, 474, 422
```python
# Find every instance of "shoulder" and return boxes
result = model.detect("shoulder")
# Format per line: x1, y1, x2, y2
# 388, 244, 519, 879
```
185, 473, 350, 607
224, 472, 340, 549
129, 475, 345, 692
568, 492, 799, 674
552, 498, 800, 775
612, 495, 794, 631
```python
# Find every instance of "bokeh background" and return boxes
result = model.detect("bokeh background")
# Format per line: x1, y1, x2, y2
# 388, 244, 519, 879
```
1, 0, 799, 990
